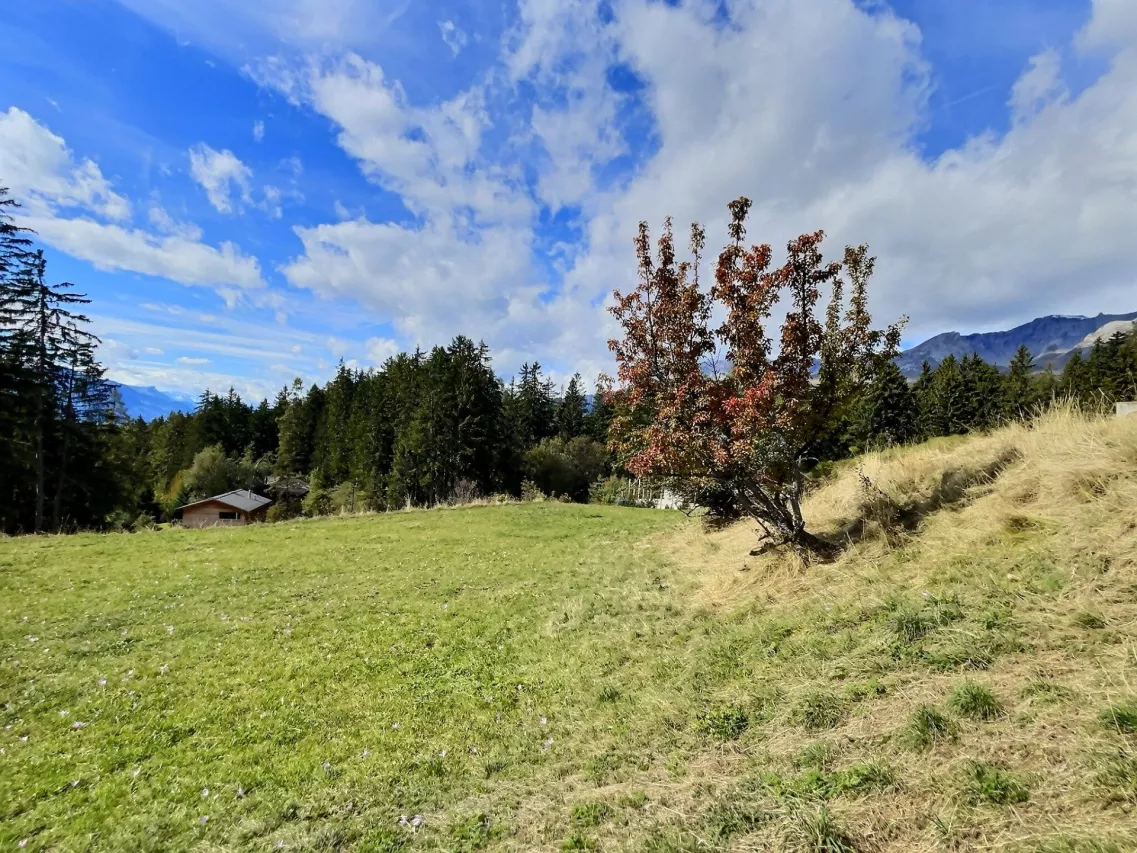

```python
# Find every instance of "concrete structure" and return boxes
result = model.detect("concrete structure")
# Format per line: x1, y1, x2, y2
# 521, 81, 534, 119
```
177, 489, 272, 528
1117, 402, 1137, 418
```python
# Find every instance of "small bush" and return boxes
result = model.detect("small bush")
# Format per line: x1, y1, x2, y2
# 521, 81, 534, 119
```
520, 480, 546, 502
1099, 700, 1137, 734
794, 692, 848, 732
570, 802, 611, 828
962, 760, 1030, 805
266, 501, 302, 523
698, 705, 750, 740
950, 681, 1005, 721
903, 706, 958, 751
131, 512, 158, 532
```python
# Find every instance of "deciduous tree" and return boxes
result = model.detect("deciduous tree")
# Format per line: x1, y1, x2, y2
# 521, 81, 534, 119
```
608, 197, 903, 556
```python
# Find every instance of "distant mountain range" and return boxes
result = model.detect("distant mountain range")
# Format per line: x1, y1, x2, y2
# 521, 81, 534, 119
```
110, 384, 196, 421
896, 311, 1137, 378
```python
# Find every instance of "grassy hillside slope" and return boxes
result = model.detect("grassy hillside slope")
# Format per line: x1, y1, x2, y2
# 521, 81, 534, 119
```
3, 408, 1137, 852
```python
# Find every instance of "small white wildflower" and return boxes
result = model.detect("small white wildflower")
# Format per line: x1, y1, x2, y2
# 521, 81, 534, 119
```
27, 636, 38, 643
71, 779, 80, 788
19, 840, 28, 849
97, 678, 107, 687
361, 750, 370, 758
275, 842, 284, 850
131, 767, 141, 777
397, 816, 409, 827
237, 785, 245, 798
541, 737, 553, 752
71, 721, 86, 730
439, 749, 447, 758
411, 815, 424, 829
199, 815, 208, 825
539, 716, 547, 726
201, 788, 210, 798
166, 626, 175, 634
470, 746, 479, 754
59, 709, 69, 717
159, 665, 169, 675
19, 735, 29, 742
322, 762, 331, 772
391, 722, 399, 730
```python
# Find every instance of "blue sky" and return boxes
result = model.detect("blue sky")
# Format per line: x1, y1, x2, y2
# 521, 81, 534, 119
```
2, 0, 1135, 402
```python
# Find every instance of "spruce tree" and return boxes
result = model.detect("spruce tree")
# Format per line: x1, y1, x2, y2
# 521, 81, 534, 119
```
859, 360, 919, 448
555, 374, 587, 440
1004, 344, 1035, 421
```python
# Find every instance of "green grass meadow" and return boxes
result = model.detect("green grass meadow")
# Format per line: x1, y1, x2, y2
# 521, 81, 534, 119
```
2, 505, 691, 851
5, 423, 1137, 853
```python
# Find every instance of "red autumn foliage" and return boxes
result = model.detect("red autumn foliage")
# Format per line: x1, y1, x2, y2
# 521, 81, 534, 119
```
608, 197, 904, 556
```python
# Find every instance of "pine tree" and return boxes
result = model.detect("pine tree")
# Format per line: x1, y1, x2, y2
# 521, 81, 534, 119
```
584, 375, 616, 445
1004, 344, 1035, 421
913, 361, 940, 439
555, 374, 587, 440
2, 250, 110, 531
959, 353, 1004, 432
859, 361, 919, 448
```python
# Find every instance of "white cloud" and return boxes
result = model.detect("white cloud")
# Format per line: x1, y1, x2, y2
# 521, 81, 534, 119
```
1009, 49, 1067, 123
189, 143, 253, 213
439, 20, 468, 56
0, 107, 131, 220
253, 120, 265, 142
0, 109, 264, 293
262, 184, 283, 219
25, 213, 264, 289
177, 356, 211, 365
365, 336, 400, 364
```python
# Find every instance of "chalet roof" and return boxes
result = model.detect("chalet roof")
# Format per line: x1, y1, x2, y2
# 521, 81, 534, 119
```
177, 489, 272, 513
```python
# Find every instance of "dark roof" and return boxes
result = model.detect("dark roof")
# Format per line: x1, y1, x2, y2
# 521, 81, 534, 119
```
177, 489, 273, 513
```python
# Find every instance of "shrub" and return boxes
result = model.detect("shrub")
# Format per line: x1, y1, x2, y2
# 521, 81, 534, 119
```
903, 706, 958, 750
950, 682, 1005, 721
523, 437, 609, 503
266, 500, 302, 523
131, 512, 157, 532
520, 480, 546, 502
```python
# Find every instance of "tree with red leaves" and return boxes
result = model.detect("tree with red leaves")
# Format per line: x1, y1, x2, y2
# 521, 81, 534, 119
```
608, 197, 904, 557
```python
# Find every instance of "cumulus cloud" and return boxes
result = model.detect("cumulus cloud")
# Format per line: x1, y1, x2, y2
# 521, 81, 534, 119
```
0, 107, 131, 220
253, 120, 265, 142
189, 143, 253, 213
0, 109, 264, 293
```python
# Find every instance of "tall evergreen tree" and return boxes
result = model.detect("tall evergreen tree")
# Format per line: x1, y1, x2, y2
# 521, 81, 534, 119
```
1004, 344, 1035, 421
859, 360, 919, 448
555, 374, 587, 440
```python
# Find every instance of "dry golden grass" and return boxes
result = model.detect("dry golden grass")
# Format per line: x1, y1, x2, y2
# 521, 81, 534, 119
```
447, 407, 1137, 852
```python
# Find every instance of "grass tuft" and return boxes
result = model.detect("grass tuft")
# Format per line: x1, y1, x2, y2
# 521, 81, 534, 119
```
570, 802, 611, 828
1100, 700, 1137, 734
697, 704, 750, 740
950, 681, 1005, 720
902, 705, 959, 751
794, 692, 848, 732
787, 805, 859, 852
961, 760, 1031, 805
